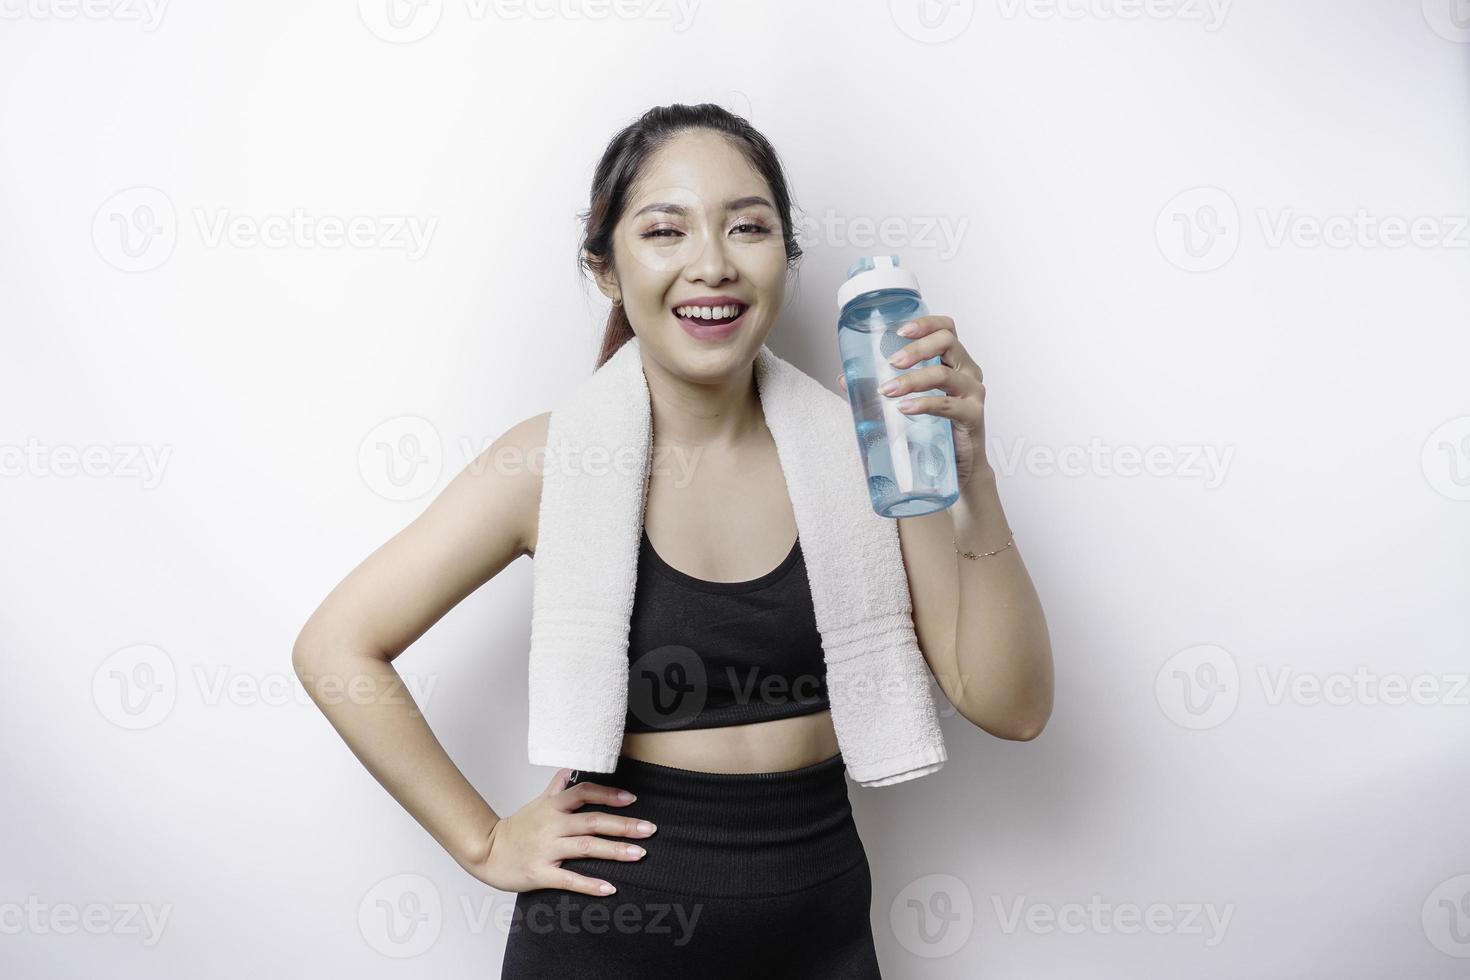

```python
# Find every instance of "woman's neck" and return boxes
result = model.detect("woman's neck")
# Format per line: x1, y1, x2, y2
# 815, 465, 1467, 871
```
642, 354, 765, 451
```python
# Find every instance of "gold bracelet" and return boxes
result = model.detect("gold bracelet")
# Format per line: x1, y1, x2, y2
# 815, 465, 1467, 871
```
954, 533, 1014, 560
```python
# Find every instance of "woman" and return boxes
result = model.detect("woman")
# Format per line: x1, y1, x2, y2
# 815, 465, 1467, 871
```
293, 103, 1053, 977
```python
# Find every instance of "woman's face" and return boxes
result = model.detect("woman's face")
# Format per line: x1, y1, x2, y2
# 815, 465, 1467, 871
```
596, 128, 789, 378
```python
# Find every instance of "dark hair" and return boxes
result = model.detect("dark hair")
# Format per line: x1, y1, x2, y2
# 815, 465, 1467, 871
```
577, 103, 804, 369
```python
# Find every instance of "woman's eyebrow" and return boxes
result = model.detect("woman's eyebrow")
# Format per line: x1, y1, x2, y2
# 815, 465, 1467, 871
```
633, 196, 775, 218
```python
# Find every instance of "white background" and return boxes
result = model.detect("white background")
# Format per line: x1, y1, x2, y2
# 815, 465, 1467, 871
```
3, 1, 1469, 977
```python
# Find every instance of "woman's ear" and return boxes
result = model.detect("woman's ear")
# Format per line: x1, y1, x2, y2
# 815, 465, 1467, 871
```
589, 256, 622, 306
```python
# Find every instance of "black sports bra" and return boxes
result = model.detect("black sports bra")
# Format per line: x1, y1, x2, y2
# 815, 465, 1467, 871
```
623, 528, 831, 733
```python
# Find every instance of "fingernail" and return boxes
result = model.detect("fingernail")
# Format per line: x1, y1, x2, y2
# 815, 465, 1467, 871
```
888, 352, 906, 366
617, 791, 635, 802
626, 844, 645, 857
898, 399, 918, 412
898, 322, 918, 336
879, 379, 901, 395
637, 821, 656, 833
600, 882, 616, 894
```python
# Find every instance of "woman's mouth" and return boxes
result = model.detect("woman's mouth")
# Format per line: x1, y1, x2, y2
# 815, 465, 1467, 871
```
673, 301, 750, 341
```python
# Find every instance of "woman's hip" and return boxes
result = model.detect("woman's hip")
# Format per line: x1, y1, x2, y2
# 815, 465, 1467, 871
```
500, 752, 880, 977
553, 750, 866, 899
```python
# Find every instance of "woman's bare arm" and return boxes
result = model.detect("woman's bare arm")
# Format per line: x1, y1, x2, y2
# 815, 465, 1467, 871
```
291, 411, 549, 869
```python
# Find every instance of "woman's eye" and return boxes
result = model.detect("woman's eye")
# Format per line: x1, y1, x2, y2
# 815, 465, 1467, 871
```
640, 223, 770, 240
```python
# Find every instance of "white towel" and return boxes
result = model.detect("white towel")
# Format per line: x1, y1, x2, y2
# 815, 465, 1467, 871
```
527, 334, 947, 787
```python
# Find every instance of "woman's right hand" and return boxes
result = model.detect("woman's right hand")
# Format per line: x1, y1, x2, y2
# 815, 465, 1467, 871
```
461, 768, 656, 896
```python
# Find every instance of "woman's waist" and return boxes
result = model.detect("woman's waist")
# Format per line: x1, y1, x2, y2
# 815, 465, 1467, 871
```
562, 750, 862, 898
620, 708, 838, 774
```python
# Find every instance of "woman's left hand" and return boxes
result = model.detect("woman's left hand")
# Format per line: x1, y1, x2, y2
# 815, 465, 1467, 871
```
838, 314, 990, 492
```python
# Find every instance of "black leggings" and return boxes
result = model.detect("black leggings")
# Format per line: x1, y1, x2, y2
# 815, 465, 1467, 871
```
499, 752, 882, 978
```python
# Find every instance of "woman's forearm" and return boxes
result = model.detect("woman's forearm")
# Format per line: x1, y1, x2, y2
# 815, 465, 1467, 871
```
948, 467, 1054, 738
292, 641, 501, 866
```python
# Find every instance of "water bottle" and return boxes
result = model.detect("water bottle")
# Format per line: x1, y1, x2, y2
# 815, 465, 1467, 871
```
838, 255, 960, 518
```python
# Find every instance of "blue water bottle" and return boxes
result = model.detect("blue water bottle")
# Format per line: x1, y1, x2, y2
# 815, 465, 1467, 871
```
838, 256, 960, 518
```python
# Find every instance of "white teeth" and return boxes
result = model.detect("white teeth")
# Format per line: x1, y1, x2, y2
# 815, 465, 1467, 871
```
675, 304, 743, 319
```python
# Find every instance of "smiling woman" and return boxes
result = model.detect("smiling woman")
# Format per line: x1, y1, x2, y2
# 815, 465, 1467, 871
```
292, 101, 1048, 980
489, 104, 906, 977
579, 108, 802, 372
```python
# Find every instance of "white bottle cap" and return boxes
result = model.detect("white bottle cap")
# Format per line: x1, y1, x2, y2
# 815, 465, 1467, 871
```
836, 255, 921, 312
